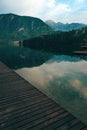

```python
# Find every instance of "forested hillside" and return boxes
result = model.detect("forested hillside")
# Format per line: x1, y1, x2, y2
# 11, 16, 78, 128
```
23, 27, 87, 54
0, 13, 53, 41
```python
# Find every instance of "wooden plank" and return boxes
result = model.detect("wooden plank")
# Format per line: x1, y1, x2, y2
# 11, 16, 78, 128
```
81, 46, 87, 48
73, 51, 87, 55
0, 61, 87, 130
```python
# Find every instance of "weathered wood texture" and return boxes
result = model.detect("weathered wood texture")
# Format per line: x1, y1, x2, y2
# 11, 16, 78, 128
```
74, 51, 87, 55
73, 46, 87, 55
0, 61, 87, 130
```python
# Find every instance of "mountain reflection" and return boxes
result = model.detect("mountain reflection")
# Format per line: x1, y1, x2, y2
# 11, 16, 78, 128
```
0, 45, 52, 69
16, 55, 87, 125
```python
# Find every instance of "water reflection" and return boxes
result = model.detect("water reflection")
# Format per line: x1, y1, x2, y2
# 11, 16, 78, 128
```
0, 45, 52, 69
16, 55, 87, 124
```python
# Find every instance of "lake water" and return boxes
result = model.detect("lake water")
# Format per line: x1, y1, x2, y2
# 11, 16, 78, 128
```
15, 54, 87, 125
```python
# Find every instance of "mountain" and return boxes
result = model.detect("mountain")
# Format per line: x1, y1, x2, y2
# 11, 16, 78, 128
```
0, 13, 53, 41
46, 20, 87, 31
45, 20, 57, 29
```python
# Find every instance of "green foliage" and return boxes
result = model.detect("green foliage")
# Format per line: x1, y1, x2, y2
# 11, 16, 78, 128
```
23, 27, 87, 54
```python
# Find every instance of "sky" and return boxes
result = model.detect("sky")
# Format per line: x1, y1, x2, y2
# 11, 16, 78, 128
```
0, 0, 87, 24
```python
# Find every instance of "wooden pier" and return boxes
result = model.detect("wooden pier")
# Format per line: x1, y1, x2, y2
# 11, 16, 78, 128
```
73, 46, 87, 55
0, 61, 87, 130
73, 51, 87, 55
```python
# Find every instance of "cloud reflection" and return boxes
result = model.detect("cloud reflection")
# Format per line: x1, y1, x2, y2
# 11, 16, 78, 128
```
16, 57, 87, 99
16, 55, 87, 124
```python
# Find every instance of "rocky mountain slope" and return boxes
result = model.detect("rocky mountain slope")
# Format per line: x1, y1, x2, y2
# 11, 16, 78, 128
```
0, 13, 53, 41
46, 20, 87, 31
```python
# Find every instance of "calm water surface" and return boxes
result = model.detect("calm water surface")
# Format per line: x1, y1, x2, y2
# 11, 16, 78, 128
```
16, 55, 87, 124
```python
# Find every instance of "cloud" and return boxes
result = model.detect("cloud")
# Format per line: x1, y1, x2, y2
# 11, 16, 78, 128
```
44, 3, 71, 21
62, 9, 87, 24
0, 0, 46, 16
77, 0, 85, 3
0, 0, 87, 24
0, 0, 71, 19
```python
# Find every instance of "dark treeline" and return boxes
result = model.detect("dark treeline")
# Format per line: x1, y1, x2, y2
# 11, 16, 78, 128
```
23, 27, 87, 54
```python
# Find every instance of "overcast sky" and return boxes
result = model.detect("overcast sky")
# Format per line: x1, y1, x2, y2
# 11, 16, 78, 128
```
0, 0, 87, 24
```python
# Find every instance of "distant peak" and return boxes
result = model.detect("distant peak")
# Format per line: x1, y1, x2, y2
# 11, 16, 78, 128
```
46, 20, 56, 24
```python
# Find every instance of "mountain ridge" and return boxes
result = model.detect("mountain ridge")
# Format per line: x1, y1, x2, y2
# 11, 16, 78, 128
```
0, 13, 53, 41
46, 20, 87, 31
